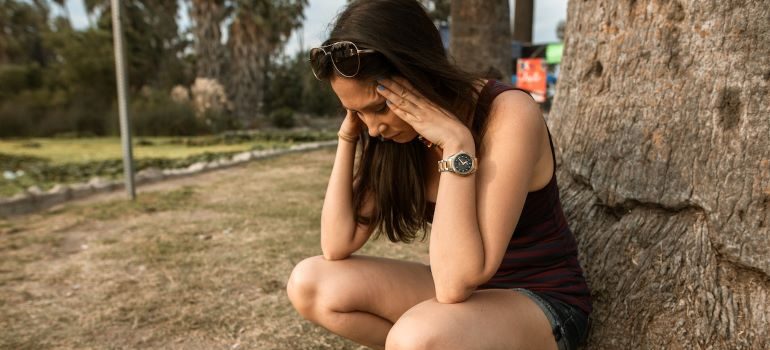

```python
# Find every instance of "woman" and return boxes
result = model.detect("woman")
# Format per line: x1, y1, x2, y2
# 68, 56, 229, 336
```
286, 0, 591, 349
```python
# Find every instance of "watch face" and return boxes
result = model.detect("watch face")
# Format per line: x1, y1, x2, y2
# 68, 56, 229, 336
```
452, 153, 474, 174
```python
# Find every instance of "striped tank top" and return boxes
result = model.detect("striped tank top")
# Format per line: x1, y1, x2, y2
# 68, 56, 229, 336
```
426, 80, 592, 315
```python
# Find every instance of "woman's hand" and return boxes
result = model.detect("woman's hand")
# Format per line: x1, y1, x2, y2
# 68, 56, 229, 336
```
338, 108, 362, 142
376, 77, 472, 150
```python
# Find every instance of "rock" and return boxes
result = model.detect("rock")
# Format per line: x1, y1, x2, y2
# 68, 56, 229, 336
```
47, 184, 69, 194
88, 177, 111, 191
26, 186, 43, 195
187, 162, 207, 173
232, 152, 252, 162
136, 168, 164, 182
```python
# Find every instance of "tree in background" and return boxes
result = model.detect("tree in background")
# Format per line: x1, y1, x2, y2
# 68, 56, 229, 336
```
556, 20, 565, 42
189, 0, 228, 82
511, 0, 532, 43
263, 51, 339, 121
0, 0, 53, 66
0, 0, 120, 136
227, 0, 307, 126
347, 1, 449, 27
0, 0, 338, 137
419, 0, 449, 24
449, 0, 511, 81
551, 0, 769, 347
84, 0, 189, 90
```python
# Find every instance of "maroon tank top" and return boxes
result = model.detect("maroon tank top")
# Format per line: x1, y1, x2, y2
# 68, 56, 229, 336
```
426, 80, 592, 315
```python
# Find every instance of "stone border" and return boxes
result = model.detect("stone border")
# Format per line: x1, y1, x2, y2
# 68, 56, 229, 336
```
0, 141, 338, 217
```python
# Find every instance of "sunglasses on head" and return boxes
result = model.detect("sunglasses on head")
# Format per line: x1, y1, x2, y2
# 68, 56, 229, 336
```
309, 41, 375, 80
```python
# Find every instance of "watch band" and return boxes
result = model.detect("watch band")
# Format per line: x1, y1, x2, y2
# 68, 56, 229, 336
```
438, 159, 453, 172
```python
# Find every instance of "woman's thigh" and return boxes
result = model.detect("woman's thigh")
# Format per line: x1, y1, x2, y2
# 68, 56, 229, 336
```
385, 289, 558, 350
287, 255, 436, 322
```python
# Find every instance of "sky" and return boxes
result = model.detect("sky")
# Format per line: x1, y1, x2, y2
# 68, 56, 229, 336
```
62, 0, 567, 56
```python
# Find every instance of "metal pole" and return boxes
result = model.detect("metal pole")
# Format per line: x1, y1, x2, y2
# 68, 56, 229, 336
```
111, 0, 136, 200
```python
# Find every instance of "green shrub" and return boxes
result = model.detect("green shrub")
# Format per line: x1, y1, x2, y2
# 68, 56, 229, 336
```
202, 109, 240, 134
0, 89, 50, 137
269, 107, 296, 129
0, 64, 42, 101
0, 88, 112, 138
130, 90, 204, 136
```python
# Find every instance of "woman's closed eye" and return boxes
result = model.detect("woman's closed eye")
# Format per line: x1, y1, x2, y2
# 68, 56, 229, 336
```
351, 104, 387, 118
374, 104, 388, 114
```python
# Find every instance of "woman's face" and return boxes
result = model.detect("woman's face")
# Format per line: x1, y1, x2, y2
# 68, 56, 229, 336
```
330, 76, 418, 143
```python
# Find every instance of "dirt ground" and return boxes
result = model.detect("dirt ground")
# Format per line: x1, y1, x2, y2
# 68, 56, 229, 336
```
0, 148, 429, 350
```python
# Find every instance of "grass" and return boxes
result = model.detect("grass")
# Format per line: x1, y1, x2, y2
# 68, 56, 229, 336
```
0, 133, 335, 165
0, 148, 429, 349
0, 137, 267, 165
0, 131, 338, 197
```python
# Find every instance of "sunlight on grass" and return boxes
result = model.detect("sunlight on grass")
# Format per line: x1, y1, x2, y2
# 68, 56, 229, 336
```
0, 149, 427, 349
0, 137, 283, 165
0, 132, 337, 197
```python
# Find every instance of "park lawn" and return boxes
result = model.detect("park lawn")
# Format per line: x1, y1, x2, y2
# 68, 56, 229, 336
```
0, 132, 337, 197
0, 137, 291, 165
0, 148, 429, 349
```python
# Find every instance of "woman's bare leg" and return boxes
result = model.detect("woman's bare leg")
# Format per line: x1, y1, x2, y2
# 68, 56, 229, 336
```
310, 310, 393, 350
286, 255, 435, 349
385, 289, 559, 350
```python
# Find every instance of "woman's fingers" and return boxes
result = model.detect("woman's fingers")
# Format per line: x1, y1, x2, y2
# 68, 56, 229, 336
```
377, 82, 419, 115
390, 76, 428, 101
384, 98, 417, 124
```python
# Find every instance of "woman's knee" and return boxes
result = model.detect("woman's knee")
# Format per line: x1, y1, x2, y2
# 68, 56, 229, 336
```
286, 255, 327, 316
385, 311, 438, 350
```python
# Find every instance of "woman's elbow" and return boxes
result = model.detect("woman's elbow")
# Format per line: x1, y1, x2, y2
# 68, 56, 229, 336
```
435, 284, 474, 304
321, 249, 351, 261
320, 231, 352, 261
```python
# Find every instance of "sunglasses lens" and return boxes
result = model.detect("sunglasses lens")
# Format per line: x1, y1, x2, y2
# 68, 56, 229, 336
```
330, 42, 360, 77
309, 48, 329, 78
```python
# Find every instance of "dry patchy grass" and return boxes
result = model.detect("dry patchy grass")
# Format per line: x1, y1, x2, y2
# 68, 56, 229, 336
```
0, 148, 429, 350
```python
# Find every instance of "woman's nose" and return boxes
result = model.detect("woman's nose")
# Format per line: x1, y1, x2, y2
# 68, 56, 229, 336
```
364, 118, 386, 137
370, 124, 388, 138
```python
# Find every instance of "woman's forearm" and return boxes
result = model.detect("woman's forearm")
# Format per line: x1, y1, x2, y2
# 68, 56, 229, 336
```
320, 138, 359, 259
429, 136, 486, 303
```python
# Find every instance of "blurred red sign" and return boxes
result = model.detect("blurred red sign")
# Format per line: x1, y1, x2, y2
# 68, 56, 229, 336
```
516, 58, 547, 103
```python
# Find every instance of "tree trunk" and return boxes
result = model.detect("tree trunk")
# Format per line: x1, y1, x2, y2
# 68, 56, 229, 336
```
511, 0, 533, 43
450, 0, 511, 81
190, 0, 227, 81
227, 14, 265, 126
551, 0, 770, 348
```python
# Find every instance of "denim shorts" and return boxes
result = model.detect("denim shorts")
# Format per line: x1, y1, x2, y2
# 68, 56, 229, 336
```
512, 288, 590, 350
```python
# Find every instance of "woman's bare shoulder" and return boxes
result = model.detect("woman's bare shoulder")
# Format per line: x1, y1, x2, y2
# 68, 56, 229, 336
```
484, 87, 544, 142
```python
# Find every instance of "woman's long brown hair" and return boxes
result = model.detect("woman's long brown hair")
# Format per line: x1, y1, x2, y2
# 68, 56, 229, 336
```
316, 0, 491, 243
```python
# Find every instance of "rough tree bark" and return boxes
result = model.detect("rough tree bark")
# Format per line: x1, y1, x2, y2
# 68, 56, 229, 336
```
550, 0, 769, 349
189, 0, 228, 81
450, 0, 511, 80
227, 13, 265, 126
226, 0, 305, 126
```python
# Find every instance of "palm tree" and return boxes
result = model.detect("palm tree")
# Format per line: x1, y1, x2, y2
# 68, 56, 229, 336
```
226, 0, 306, 125
551, 0, 770, 348
188, 0, 228, 81
449, 0, 511, 81
84, 0, 183, 90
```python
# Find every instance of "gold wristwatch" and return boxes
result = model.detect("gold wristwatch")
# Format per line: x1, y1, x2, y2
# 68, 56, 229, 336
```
437, 151, 477, 176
